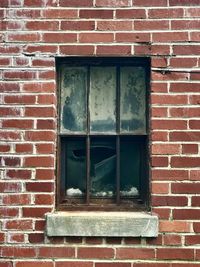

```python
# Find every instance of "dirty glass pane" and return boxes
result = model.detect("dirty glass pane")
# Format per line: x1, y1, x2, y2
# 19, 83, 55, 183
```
90, 67, 116, 133
65, 139, 86, 197
120, 67, 146, 134
120, 139, 140, 197
90, 138, 116, 198
60, 67, 87, 133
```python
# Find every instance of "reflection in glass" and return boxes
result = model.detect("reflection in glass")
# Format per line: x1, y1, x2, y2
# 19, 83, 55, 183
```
120, 140, 140, 197
90, 67, 116, 133
61, 67, 87, 133
90, 138, 116, 197
65, 139, 86, 197
120, 67, 146, 134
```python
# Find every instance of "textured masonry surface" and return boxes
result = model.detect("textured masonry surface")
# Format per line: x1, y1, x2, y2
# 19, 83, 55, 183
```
0, 0, 200, 266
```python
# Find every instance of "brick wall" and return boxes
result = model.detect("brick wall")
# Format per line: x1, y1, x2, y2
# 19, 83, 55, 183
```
0, 0, 200, 266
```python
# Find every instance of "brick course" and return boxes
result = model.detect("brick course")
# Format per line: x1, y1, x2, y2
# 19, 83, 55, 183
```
0, 0, 200, 266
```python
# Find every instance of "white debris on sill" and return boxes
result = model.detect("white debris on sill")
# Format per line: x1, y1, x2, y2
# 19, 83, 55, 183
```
120, 187, 139, 197
94, 191, 114, 197
66, 188, 83, 196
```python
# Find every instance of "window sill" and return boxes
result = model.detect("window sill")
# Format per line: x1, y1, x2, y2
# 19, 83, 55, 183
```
46, 211, 158, 237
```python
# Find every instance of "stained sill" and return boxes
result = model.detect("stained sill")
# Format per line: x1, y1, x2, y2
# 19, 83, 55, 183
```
46, 211, 158, 237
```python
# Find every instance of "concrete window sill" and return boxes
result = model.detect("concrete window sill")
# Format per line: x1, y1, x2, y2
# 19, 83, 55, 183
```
46, 211, 158, 237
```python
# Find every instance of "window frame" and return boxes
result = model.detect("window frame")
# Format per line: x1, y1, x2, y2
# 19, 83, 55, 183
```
56, 57, 151, 211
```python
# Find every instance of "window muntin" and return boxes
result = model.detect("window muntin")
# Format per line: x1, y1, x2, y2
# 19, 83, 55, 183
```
57, 57, 150, 210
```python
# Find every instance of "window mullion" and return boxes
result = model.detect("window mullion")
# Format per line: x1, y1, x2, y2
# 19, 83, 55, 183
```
116, 66, 120, 205
86, 66, 90, 204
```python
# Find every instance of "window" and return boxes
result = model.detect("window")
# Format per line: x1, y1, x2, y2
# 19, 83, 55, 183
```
57, 57, 150, 211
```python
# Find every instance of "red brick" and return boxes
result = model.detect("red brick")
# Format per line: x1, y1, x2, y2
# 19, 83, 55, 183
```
26, 182, 54, 192
170, 82, 200, 92
152, 32, 188, 42
16, 144, 33, 153
170, 58, 197, 68
56, 262, 92, 267
25, 131, 55, 141
78, 247, 114, 259
96, 46, 131, 55
116, 248, 155, 259
0, 58, 11, 66
24, 157, 54, 167
152, 183, 169, 194
84, 237, 102, 245
172, 20, 200, 30
61, 21, 95, 31
24, 0, 46, 6
190, 72, 200, 80
152, 196, 188, 207
146, 235, 163, 246
185, 235, 200, 246
0, 82, 20, 92
0, 182, 21, 193
116, 9, 146, 18
0, 132, 21, 141
173, 209, 200, 220
38, 247, 75, 258
157, 248, 194, 260
3, 120, 33, 129
170, 131, 200, 142
35, 194, 54, 205
60, 45, 94, 55
37, 95, 56, 105
152, 156, 168, 167
25, 107, 55, 117
0, 45, 20, 54
133, 264, 169, 267
190, 170, 200, 181
96, 263, 130, 267
192, 196, 200, 207
16, 262, 53, 267
23, 207, 51, 218
151, 131, 168, 142
38, 70, 55, 79
151, 83, 168, 93
4, 95, 36, 104
14, 57, 29, 66
152, 120, 187, 130
32, 59, 54, 67
163, 234, 182, 246
0, 145, 10, 152
152, 71, 188, 81
152, 208, 170, 219
1, 246, 36, 258
79, 33, 114, 43
42, 33, 77, 43
169, 0, 200, 5
5, 220, 33, 230
134, 20, 169, 30
152, 107, 168, 117
148, 8, 183, 18
151, 58, 168, 68
6, 169, 31, 180
23, 82, 55, 93
170, 107, 200, 117
105, 237, 122, 244
152, 144, 180, 155
9, 233, 25, 243
182, 144, 198, 154
0, 207, 19, 218
42, 9, 78, 18
3, 157, 21, 167
26, 21, 58, 30
28, 233, 45, 243
171, 157, 200, 168
36, 119, 55, 129
14, 9, 40, 18
96, 0, 130, 6
191, 32, 200, 42
0, 107, 21, 116
80, 9, 113, 18
193, 223, 200, 233
3, 194, 31, 205
97, 21, 132, 31
7, 33, 40, 42
3, 71, 36, 80
36, 143, 54, 154
35, 169, 54, 180
24, 45, 58, 54
173, 45, 200, 55
135, 45, 170, 55
172, 264, 200, 267
60, 0, 92, 6
189, 120, 200, 129
34, 220, 45, 231
152, 172, 188, 181
116, 33, 150, 43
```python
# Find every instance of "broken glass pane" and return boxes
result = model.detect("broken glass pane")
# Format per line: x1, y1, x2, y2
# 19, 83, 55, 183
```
120, 67, 146, 134
65, 139, 86, 197
90, 138, 116, 197
90, 67, 116, 133
120, 139, 140, 197
61, 67, 87, 133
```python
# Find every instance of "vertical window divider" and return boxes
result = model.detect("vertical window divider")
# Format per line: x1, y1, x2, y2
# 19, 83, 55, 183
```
86, 66, 90, 204
116, 66, 120, 205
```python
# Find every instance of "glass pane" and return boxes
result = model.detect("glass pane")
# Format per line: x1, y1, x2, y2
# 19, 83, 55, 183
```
60, 67, 87, 133
120, 67, 146, 134
90, 138, 116, 198
65, 139, 86, 197
90, 67, 116, 133
120, 139, 140, 197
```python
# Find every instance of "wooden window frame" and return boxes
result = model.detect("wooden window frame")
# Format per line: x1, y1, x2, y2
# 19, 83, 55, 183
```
56, 57, 150, 211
